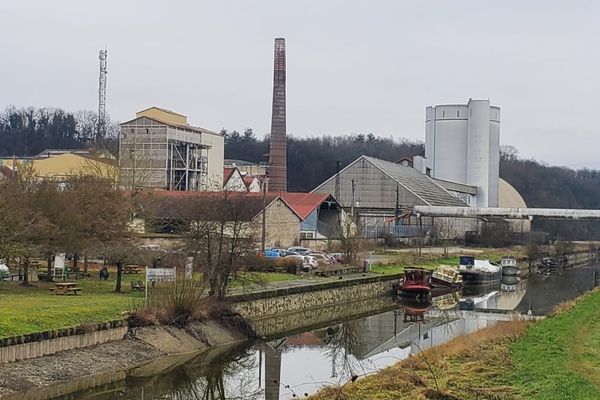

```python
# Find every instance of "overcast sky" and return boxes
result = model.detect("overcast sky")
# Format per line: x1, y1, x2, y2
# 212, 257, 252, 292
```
0, 1, 598, 168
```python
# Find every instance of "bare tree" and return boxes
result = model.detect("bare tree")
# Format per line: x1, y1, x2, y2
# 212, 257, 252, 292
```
146, 192, 259, 300
337, 216, 361, 265
434, 218, 455, 257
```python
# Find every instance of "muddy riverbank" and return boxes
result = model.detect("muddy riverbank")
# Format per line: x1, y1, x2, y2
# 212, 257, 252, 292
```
0, 321, 247, 399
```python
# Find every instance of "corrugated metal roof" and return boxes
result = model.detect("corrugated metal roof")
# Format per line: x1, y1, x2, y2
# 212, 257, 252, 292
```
363, 156, 467, 207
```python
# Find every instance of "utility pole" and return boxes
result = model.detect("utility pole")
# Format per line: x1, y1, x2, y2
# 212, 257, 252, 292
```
334, 160, 341, 201
395, 185, 400, 226
351, 179, 356, 219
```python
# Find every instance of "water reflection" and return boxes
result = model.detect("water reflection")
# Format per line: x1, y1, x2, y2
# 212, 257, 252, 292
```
58, 264, 600, 400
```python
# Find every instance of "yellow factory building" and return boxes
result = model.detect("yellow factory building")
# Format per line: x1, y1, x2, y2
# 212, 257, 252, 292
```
0, 150, 118, 184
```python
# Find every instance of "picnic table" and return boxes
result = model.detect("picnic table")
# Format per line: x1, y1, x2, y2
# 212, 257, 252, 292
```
124, 265, 142, 274
50, 282, 82, 295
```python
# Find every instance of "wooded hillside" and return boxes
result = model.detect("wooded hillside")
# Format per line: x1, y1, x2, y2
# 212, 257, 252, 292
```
0, 106, 116, 157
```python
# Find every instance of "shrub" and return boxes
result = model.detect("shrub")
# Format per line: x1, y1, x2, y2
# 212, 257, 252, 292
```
129, 279, 208, 327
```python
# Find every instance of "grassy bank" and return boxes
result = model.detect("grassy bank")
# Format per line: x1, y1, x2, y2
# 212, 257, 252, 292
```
0, 270, 299, 339
511, 290, 600, 399
311, 289, 600, 400
0, 276, 140, 338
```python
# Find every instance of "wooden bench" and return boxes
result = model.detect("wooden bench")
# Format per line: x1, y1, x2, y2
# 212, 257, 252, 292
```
131, 280, 145, 292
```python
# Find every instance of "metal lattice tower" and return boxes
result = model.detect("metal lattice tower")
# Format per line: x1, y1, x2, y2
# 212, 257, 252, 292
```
268, 38, 287, 192
97, 49, 107, 141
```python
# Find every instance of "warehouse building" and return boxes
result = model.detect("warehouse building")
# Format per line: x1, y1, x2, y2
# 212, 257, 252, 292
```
119, 107, 224, 191
312, 156, 475, 237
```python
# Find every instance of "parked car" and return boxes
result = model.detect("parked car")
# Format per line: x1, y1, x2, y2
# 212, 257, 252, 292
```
277, 250, 299, 257
329, 252, 346, 264
308, 253, 334, 265
287, 246, 311, 255
261, 250, 280, 259
285, 254, 318, 271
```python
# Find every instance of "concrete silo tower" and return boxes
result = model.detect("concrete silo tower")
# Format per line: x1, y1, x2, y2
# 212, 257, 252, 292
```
425, 99, 500, 207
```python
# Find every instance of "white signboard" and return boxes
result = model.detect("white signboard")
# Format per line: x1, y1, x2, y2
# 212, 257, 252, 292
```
185, 257, 193, 280
146, 267, 176, 283
145, 267, 177, 301
54, 253, 66, 270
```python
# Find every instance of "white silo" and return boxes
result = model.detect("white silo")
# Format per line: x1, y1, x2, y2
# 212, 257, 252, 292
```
425, 104, 469, 183
425, 99, 500, 207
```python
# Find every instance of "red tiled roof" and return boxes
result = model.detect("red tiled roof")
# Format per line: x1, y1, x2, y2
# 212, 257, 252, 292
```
280, 192, 332, 220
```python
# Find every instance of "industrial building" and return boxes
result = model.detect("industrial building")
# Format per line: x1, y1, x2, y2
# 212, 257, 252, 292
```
0, 149, 117, 184
423, 99, 500, 207
119, 107, 224, 191
312, 156, 473, 237
312, 98, 530, 239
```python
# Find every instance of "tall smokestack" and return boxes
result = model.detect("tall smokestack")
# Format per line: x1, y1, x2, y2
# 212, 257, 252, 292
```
268, 38, 287, 192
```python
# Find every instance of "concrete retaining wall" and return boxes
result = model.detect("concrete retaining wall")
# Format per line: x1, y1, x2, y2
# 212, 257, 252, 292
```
566, 250, 596, 267
230, 274, 402, 320
0, 322, 127, 364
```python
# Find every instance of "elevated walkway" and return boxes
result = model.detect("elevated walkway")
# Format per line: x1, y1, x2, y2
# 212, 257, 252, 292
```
414, 206, 600, 220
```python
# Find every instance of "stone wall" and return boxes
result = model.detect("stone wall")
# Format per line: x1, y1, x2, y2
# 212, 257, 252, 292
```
230, 274, 402, 321
250, 295, 398, 338
566, 250, 596, 267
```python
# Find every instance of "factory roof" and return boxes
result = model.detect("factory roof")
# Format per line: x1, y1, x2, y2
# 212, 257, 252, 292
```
433, 178, 477, 196
360, 156, 468, 207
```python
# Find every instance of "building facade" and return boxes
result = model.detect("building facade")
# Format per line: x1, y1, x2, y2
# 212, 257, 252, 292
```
119, 107, 224, 191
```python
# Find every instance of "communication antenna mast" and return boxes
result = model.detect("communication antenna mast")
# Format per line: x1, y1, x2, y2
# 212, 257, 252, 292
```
97, 48, 108, 141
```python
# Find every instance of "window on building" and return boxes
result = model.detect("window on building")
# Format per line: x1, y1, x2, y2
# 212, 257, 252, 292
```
442, 111, 445, 117
457, 110, 460, 117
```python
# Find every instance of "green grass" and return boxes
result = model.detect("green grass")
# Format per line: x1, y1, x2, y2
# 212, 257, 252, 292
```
0, 270, 303, 338
510, 290, 600, 399
369, 256, 460, 275
0, 275, 142, 339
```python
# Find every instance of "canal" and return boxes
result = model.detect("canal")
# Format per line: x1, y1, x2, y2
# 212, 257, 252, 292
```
55, 264, 600, 400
